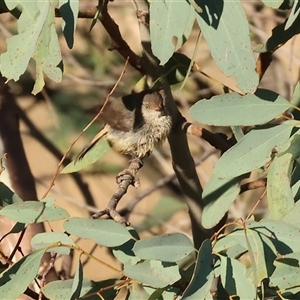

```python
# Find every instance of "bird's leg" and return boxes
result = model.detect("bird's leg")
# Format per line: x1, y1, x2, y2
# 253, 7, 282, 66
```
91, 156, 144, 225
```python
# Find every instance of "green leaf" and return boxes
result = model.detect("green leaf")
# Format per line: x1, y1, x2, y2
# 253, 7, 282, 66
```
71, 261, 83, 300
220, 256, 256, 299
182, 239, 214, 299
281, 201, 300, 228
61, 138, 110, 173
59, 0, 79, 49
112, 228, 140, 265
0, 198, 69, 223
0, 182, 23, 207
43, 279, 118, 299
261, 0, 285, 7
215, 226, 276, 282
133, 233, 194, 262
123, 260, 180, 288
64, 217, 132, 247
31, 232, 75, 255
189, 89, 291, 126
247, 219, 300, 254
150, 0, 195, 64
194, 0, 259, 93
0, 249, 45, 300
267, 152, 294, 220
213, 122, 296, 178
270, 255, 300, 292
202, 174, 244, 229
0, 0, 62, 94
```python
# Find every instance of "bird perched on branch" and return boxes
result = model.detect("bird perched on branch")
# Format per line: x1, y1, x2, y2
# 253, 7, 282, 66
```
76, 89, 172, 160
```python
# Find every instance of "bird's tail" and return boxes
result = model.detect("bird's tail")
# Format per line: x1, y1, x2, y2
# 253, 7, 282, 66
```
75, 125, 109, 161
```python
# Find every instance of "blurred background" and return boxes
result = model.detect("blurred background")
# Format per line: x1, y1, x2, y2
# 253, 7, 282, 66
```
0, 0, 299, 285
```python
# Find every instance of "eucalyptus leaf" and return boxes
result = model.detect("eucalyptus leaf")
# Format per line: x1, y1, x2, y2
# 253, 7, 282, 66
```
64, 217, 132, 247
133, 233, 194, 262
189, 89, 291, 126
61, 138, 110, 173
214, 122, 296, 178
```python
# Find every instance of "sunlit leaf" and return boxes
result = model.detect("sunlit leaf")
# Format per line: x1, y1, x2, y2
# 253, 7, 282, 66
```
194, 0, 259, 93
150, 0, 195, 64
189, 89, 291, 126
0, 0, 62, 94
133, 233, 194, 262
61, 138, 110, 173
213, 122, 296, 178
64, 217, 132, 247
0, 250, 45, 299
0, 198, 69, 223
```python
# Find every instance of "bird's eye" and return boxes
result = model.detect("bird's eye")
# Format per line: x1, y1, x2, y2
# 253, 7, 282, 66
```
145, 104, 150, 109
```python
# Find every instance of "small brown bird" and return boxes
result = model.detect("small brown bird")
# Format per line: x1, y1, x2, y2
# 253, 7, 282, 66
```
77, 89, 172, 160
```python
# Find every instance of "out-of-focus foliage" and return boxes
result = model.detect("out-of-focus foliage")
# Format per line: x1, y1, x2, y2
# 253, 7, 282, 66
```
1, 0, 300, 299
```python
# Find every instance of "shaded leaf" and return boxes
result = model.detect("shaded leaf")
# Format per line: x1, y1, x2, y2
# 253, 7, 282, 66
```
59, 0, 79, 49
71, 261, 83, 300
220, 256, 256, 299
0, 182, 23, 207
202, 174, 244, 229
64, 217, 132, 247
182, 239, 214, 299
189, 89, 291, 126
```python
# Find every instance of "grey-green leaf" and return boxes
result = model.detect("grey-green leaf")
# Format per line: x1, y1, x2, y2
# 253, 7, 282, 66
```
214, 122, 296, 178
150, 0, 195, 65
61, 138, 110, 173
220, 256, 256, 299
189, 89, 291, 126
0, 198, 69, 223
267, 152, 294, 220
194, 1, 258, 93
0, 250, 45, 300
133, 233, 194, 262
123, 260, 180, 288
64, 217, 132, 247
202, 174, 244, 229
182, 239, 214, 299
31, 232, 75, 255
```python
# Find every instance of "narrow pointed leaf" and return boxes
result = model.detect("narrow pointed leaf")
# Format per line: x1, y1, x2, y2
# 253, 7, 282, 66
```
182, 239, 214, 299
61, 138, 110, 173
